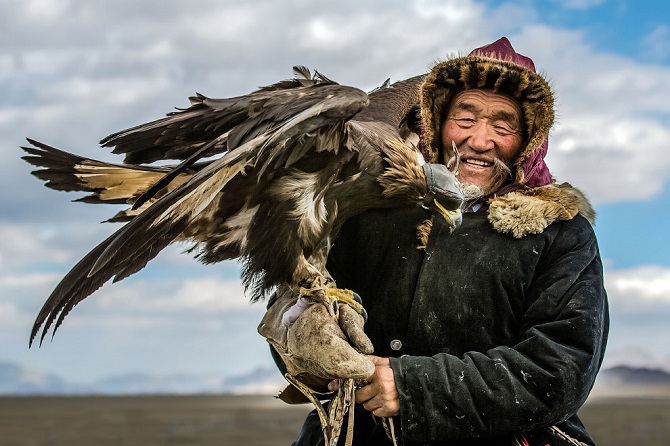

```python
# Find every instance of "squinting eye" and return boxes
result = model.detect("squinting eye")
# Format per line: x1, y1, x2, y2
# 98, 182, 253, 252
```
493, 125, 516, 135
455, 118, 475, 127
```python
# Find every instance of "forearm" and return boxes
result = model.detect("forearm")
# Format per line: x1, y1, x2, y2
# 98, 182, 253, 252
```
390, 289, 608, 442
391, 347, 587, 440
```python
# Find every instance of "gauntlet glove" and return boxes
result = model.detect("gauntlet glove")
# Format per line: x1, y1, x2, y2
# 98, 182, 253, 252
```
258, 285, 374, 403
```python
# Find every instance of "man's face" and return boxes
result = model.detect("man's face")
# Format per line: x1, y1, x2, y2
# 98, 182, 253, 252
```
440, 89, 524, 196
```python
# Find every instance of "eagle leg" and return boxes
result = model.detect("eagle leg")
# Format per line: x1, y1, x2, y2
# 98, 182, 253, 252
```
299, 277, 369, 322
299, 275, 337, 320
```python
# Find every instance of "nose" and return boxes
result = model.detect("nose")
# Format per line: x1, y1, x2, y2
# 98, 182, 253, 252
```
468, 121, 495, 152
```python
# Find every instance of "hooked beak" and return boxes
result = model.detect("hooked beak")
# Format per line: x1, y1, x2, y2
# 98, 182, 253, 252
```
421, 163, 464, 233
432, 198, 462, 234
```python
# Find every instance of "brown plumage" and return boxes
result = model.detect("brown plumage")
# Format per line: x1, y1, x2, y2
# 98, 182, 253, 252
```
23, 67, 464, 446
21, 139, 204, 222
22, 67, 463, 348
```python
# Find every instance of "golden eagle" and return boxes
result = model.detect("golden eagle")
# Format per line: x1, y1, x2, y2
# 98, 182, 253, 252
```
23, 67, 463, 444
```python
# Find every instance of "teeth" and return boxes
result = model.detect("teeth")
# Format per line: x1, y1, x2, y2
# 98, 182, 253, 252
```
465, 159, 492, 167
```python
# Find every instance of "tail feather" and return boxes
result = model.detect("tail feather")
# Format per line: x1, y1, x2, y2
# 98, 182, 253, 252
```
21, 138, 196, 219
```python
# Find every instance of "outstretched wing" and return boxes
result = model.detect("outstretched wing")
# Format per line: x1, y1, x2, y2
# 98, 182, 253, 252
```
23, 71, 426, 220
30, 82, 369, 347
100, 66, 335, 164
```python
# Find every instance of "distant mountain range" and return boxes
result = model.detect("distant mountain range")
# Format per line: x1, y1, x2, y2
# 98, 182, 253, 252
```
0, 360, 286, 395
595, 365, 670, 385
1, 361, 669, 395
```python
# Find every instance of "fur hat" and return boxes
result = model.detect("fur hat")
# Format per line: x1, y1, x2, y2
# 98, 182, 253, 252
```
419, 38, 595, 237
420, 37, 554, 188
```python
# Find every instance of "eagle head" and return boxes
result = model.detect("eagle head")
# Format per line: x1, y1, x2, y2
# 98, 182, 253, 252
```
421, 163, 463, 233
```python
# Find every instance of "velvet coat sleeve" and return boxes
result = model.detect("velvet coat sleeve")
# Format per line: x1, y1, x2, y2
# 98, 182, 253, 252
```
327, 207, 609, 444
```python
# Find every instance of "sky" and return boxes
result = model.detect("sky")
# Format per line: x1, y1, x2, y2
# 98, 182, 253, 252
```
1, 0, 669, 387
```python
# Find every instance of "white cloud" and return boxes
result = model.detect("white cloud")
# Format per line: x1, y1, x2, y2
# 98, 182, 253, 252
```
0, 301, 23, 326
547, 0, 604, 10
413, 0, 483, 23
0, 223, 71, 274
95, 275, 254, 313
23, 0, 71, 20
605, 265, 670, 306
548, 114, 670, 201
513, 26, 670, 203
40, 76, 174, 108
600, 265, 670, 373
0, 272, 60, 290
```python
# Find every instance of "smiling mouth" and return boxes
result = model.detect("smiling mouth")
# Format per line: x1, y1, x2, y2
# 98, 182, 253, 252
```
463, 158, 493, 168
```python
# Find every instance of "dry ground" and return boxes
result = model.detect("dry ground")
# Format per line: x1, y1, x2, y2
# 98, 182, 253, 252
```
1, 393, 669, 445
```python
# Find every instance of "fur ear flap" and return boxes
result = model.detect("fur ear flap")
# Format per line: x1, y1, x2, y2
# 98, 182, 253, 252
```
488, 182, 595, 238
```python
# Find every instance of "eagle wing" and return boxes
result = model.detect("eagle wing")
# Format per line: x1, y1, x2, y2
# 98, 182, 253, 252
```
28, 80, 371, 347
23, 72, 427, 223
100, 66, 335, 164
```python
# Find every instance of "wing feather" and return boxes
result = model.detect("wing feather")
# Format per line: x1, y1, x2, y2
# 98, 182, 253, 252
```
30, 83, 370, 345
100, 71, 338, 165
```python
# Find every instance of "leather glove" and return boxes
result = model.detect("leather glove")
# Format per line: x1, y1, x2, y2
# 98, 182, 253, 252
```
258, 286, 374, 403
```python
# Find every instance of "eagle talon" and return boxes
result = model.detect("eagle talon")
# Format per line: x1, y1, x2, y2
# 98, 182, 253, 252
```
351, 292, 368, 321
325, 288, 367, 320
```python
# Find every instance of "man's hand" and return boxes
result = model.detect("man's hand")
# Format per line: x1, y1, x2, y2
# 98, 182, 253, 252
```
328, 355, 400, 417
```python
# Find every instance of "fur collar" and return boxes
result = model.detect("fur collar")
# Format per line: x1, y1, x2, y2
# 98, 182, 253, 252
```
416, 182, 594, 248
487, 182, 596, 238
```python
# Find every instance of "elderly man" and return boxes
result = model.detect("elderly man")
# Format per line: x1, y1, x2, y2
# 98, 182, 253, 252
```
291, 37, 609, 446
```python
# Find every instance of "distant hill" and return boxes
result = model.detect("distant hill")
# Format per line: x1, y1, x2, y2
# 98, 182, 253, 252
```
0, 360, 285, 395
0, 361, 80, 394
4, 361, 669, 396
597, 365, 670, 385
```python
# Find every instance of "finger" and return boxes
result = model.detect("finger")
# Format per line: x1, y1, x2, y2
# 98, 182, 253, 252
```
361, 394, 383, 412
369, 355, 390, 367
371, 405, 398, 418
354, 383, 377, 404
367, 394, 400, 418
363, 400, 380, 413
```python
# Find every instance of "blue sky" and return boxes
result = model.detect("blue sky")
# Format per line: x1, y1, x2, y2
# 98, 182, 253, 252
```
1, 0, 670, 389
597, 184, 670, 268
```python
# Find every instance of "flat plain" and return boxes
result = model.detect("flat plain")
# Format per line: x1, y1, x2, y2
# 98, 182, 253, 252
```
1, 392, 669, 445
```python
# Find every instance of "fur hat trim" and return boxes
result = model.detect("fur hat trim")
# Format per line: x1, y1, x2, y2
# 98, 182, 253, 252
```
419, 38, 554, 187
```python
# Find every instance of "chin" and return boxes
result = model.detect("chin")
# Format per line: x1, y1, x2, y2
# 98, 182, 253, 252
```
460, 177, 506, 199
460, 183, 487, 200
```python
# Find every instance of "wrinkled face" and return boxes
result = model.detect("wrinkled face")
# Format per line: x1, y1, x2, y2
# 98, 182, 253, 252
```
440, 89, 524, 196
